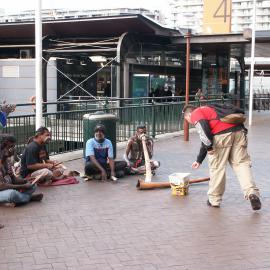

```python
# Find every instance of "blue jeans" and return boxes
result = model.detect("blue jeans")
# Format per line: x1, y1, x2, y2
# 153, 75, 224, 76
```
0, 185, 36, 204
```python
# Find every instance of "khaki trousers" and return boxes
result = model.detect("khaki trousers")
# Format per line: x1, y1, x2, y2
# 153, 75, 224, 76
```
208, 130, 260, 206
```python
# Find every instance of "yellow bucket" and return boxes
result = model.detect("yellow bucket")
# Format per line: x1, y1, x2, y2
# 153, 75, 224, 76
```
169, 173, 190, 196
170, 183, 189, 196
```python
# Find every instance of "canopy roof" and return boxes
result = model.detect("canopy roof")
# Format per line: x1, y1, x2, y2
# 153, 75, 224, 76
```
0, 14, 179, 42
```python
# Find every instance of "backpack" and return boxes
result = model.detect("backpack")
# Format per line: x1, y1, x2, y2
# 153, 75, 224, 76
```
208, 103, 246, 124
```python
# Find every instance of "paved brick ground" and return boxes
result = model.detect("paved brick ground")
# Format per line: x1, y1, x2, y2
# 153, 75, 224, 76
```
1, 112, 270, 270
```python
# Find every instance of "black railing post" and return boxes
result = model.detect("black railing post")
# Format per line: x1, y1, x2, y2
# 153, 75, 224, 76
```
152, 102, 156, 139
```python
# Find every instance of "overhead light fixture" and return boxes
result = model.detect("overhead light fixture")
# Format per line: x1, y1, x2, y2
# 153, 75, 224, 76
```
66, 59, 73, 65
89, 56, 107, 62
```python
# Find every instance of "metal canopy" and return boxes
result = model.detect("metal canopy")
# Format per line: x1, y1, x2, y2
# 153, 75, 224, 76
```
174, 30, 270, 58
0, 14, 179, 41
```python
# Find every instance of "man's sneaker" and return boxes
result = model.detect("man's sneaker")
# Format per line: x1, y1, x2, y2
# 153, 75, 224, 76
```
83, 174, 93, 181
111, 176, 118, 182
30, 193, 43, 202
207, 200, 220, 208
249, 194, 261, 210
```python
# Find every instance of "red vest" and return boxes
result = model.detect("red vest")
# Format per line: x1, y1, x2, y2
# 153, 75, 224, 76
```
190, 106, 237, 134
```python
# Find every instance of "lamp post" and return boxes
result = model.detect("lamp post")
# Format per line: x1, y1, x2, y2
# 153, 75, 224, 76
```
248, 0, 257, 126
184, 30, 191, 141
35, 0, 43, 129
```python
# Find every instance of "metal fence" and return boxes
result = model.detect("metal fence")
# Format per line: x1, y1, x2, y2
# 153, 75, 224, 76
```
5, 96, 232, 155
241, 93, 270, 112
253, 93, 270, 111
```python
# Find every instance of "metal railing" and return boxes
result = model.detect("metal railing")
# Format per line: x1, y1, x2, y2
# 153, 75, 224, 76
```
5, 96, 233, 155
13, 94, 231, 115
253, 93, 270, 111
242, 93, 270, 112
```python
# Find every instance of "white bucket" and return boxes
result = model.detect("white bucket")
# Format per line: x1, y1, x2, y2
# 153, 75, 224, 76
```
169, 173, 190, 185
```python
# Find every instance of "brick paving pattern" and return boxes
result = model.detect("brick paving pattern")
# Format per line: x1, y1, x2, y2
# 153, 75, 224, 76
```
1, 112, 270, 270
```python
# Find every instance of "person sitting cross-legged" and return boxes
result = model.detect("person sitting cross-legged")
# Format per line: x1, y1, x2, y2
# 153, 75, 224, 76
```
84, 124, 126, 181
20, 127, 65, 184
124, 125, 160, 175
0, 134, 43, 207
0, 102, 16, 226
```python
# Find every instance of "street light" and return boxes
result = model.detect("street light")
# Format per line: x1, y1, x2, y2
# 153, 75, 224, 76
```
248, 0, 257, 126
35, 0, 43, 129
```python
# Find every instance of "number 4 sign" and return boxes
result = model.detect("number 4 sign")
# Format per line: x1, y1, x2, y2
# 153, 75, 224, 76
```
203, 0, 232, 34
214, 0, 231, 22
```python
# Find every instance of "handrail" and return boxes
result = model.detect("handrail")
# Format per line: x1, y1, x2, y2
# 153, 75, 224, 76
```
8, 98, 228, 118
13, 94, 231, 107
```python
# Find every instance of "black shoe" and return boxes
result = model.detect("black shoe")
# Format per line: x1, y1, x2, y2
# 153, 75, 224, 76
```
14, 202, 26, 207
207, 200, 220, 208
115, 170, 125, 178
30, 193, 43, 202
249, 194, 261, 210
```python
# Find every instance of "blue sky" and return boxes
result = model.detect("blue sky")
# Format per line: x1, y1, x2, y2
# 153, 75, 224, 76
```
1, 0, 170, 15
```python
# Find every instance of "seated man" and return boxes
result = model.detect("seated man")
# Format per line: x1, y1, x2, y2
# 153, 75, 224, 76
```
20, 127, 65, 184
0, 134, 43, 206
84, 124, 126, 181
124, 125, 160, 174
0, 102, 16, 225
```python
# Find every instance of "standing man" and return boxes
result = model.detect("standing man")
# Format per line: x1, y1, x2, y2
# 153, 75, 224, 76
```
0, 134, 43, 207
124, 125, 160, 175
20, 127, 65, 183
84, 124, 126, 181
0, 101, 16, 132
182, 104, 261, 210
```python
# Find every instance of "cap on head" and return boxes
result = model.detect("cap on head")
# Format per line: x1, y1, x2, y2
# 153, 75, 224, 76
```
94, 124, 106, 134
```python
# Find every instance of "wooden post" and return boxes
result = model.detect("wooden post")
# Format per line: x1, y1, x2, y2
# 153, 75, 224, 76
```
184, 30, 191, 141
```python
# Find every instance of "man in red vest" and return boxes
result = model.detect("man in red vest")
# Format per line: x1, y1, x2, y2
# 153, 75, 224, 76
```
183, 104, 261, 210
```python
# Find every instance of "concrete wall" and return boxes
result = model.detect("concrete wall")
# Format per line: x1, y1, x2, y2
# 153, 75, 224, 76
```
0, 59, 57, 115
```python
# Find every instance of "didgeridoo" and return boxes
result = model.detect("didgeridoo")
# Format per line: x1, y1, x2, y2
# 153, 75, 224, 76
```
136, 177, 210, 190
140, 134, 152, 183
